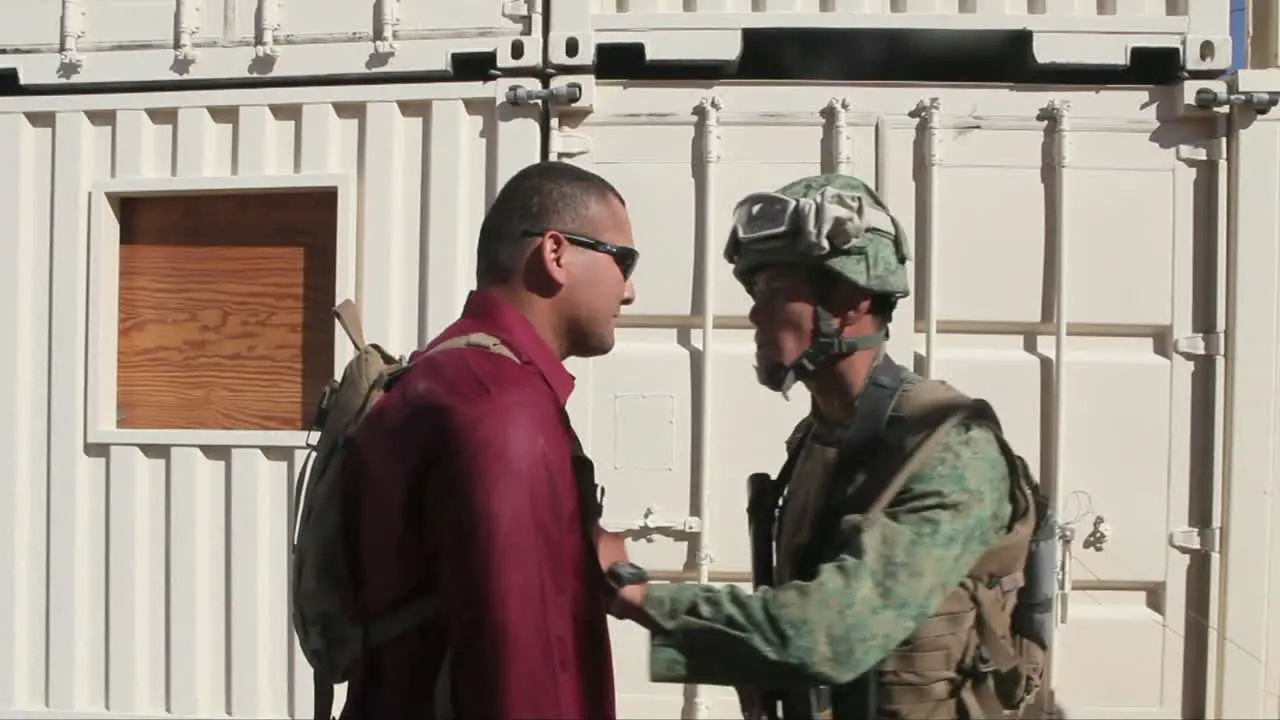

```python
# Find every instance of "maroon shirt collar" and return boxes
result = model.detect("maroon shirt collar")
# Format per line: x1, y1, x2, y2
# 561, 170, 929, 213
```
458, 290, 576, 406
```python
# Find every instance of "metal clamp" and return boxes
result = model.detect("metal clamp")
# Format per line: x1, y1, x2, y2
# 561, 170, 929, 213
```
1194, 88, 1280, 115
505, 82, 583, 106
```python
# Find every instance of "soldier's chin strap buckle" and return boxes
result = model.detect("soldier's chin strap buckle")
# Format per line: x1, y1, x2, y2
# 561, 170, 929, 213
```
761, 305, 887, 398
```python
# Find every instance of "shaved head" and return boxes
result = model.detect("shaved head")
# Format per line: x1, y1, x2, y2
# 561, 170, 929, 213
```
476, 161, 626, 287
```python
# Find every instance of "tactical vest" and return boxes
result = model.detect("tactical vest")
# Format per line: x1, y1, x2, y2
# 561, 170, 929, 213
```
776, 358, 1050, 720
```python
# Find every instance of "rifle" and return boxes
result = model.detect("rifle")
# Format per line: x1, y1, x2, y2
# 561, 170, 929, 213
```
746, 472, 811, 720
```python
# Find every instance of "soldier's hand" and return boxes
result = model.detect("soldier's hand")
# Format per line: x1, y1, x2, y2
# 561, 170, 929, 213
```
609, 582, 647, 620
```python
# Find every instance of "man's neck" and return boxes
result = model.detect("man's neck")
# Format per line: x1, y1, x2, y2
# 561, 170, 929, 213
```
484, 284, 570, 360
808, 345, 882, 422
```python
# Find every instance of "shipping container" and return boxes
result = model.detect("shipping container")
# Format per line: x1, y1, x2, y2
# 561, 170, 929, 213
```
0, 0, 540, 87
2, 1, 1280, 719
545, 0, 1231, 75
556, 75, 1233, 719
1, 70, 1277, 719
0, 79, 541, 719
0, 1, 1235, 89
1208, 65, 1280, 720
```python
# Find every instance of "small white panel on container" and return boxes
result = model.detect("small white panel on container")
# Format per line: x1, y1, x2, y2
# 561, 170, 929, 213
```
612, 392, 677, 471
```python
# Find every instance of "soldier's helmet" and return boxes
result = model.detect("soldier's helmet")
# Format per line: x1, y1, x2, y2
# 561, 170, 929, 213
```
722, 173, 911, 300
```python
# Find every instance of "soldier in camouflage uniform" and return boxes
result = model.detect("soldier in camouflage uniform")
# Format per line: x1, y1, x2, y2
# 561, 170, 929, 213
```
607, 174, 1052, 719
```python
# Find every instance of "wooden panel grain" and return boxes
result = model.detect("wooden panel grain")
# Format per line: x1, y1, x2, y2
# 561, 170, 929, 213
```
116, 191, 337, 431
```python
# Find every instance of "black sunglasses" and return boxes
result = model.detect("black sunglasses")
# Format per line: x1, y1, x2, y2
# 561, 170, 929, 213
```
523, 229, 639, 281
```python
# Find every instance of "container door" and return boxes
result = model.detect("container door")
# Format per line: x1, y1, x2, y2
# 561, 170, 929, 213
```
1212, 66, 1280, 719
548, 75, 1224, 719
0, 79, 540, 719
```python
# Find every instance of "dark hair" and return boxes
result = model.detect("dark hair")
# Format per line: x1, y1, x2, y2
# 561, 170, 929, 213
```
810, 266, 896, 327
475, 161, 626, 287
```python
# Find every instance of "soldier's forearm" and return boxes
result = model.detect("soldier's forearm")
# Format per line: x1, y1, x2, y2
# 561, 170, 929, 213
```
642, 425, 1014, 688
642, 576, 898, 687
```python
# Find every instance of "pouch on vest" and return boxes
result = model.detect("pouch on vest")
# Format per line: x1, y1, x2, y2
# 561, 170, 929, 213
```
987, 454, 1056, 714
923, 400, 1055, 717
289, 299, 519, 720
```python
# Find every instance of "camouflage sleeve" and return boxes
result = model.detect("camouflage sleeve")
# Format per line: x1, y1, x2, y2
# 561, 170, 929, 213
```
642, 421, 1013, 688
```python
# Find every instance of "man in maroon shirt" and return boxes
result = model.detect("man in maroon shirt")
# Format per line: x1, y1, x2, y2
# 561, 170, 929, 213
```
338, 161, 638, 720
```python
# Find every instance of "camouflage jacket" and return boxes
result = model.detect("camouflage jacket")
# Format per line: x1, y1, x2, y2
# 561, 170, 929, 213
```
641, 376, 1014, 694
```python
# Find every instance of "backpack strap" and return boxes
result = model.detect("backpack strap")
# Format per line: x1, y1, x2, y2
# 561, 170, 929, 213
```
333, 299, 367, 350
796, 355, 908, 563
861, 407, 971, 521
842, 354, 909, 455
779, 352, 907, 496
427, 331, 519, 361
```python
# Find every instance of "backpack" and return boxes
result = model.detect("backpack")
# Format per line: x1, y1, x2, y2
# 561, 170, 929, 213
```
289, 298, 518, 720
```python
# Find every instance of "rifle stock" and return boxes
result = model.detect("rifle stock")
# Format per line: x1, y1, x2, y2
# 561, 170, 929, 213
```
746, 472, 810, 720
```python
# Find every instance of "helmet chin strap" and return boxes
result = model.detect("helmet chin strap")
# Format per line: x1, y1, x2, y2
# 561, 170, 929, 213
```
756, 305, 887, 398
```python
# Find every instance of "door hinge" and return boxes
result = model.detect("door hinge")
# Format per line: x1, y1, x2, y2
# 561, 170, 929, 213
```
1173, 331, 1223, 358
1169, 526, 1220, 555
549, 129, 590, 158
505, 82, 582, 107
1194, 87, 1280, 115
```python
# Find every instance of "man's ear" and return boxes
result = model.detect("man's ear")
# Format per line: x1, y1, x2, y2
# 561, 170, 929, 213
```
535, 230, 572, 286
834, 290, 874, 330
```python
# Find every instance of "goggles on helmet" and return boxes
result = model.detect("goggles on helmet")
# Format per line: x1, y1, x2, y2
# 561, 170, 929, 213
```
730, 192, 800, 243
726, 187, 897, 262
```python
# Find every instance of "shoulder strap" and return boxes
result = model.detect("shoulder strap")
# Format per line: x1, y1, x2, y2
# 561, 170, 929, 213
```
791, 356, 907, 578
836, 366, 981, 522
790, 354, 907, 507
425, 331, 519, 361
863, 407, 971, 521
382, 331, 521, 392
334, 299, 367, 350
818, 359, 973, 533
845, 353, 909, 453
825, 354, 908, 489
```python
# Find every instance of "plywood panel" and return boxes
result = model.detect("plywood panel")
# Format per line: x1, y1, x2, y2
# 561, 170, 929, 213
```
116, 191, 338, 431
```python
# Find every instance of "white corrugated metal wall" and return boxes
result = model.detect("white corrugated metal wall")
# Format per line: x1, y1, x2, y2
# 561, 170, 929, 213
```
5, 2, 1279, 719
0, 81, 539, 719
